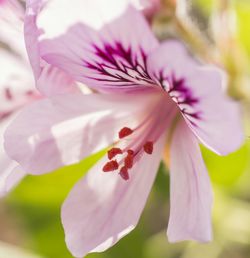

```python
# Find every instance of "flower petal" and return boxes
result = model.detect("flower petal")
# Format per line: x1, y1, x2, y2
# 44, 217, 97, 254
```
147, 40, 244, 155
130, 0, 161, 19
0, 164, 26, 197
4, 92, 155, 174
167, 119, 213, 242
182, 67, 244, 155
0, 116, 26, 196
24, 0, 78, 96
61, 134, 165, 258
0, 49, 39, 119
34, 0, 158, 93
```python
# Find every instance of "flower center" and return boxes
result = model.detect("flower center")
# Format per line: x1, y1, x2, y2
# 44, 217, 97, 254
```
102, 93, 177, 181
102, 126, 155, 180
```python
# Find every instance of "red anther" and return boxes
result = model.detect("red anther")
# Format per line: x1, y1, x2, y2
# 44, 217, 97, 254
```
102, 160, 119, 172
119, 127, 133, 139
143, 141, 154, 154
127, 149, 134, 155
107, 147, 122, 160
124, 154, 133, 169
120, 166, 129, 181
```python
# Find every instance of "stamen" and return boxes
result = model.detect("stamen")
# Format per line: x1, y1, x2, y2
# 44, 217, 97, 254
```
119, 166, 129, 181
143, 141, 154, 154
119, 127, 133, 139
124, 153, 134, 169
102, 112, 163, 180
127, 149, 134, 155
107, 147, 122, 160
102, 160, 119, 172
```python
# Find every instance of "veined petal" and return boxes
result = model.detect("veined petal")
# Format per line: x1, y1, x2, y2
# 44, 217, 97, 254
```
4, 92, 155, 175
147, 40, 244, 155
183, 67, 244, 155
61, 134, 165, 258
24, 0, 78, 96
167, 119, 213, 242
34, 0, 158, 92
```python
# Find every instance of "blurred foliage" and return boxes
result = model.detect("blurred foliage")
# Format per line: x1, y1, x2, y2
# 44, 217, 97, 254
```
202, 142, 249, 188
1, 0, 250, 258
236, 1, 250, 59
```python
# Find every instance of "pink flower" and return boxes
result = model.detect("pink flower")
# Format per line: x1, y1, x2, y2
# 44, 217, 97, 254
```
0, 0, 41, 195
4, 0, 243, 257
0, 0, 83, 195
0, 0, 153, 196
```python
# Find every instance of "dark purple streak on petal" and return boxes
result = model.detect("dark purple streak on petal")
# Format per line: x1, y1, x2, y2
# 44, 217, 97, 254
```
157, 70, 202, 125
83, 41, 155, 87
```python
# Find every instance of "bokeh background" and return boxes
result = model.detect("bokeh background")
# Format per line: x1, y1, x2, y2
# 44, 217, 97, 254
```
1, 0, 250, 257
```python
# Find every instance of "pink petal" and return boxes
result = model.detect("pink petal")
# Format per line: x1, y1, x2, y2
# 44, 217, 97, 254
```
0, 164, 26, 197
4, 92, 154, 175
24, 0, 77, 96
130, 0, 160, 10
167, 119, 213, 242
61, 134, 165, 258
131, 0, 161, 19
147, 40, 244, 155
34, 0, 158, 92
183, 67, 244, 155
0, 116, 26, 196
0, 49, 39, 119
